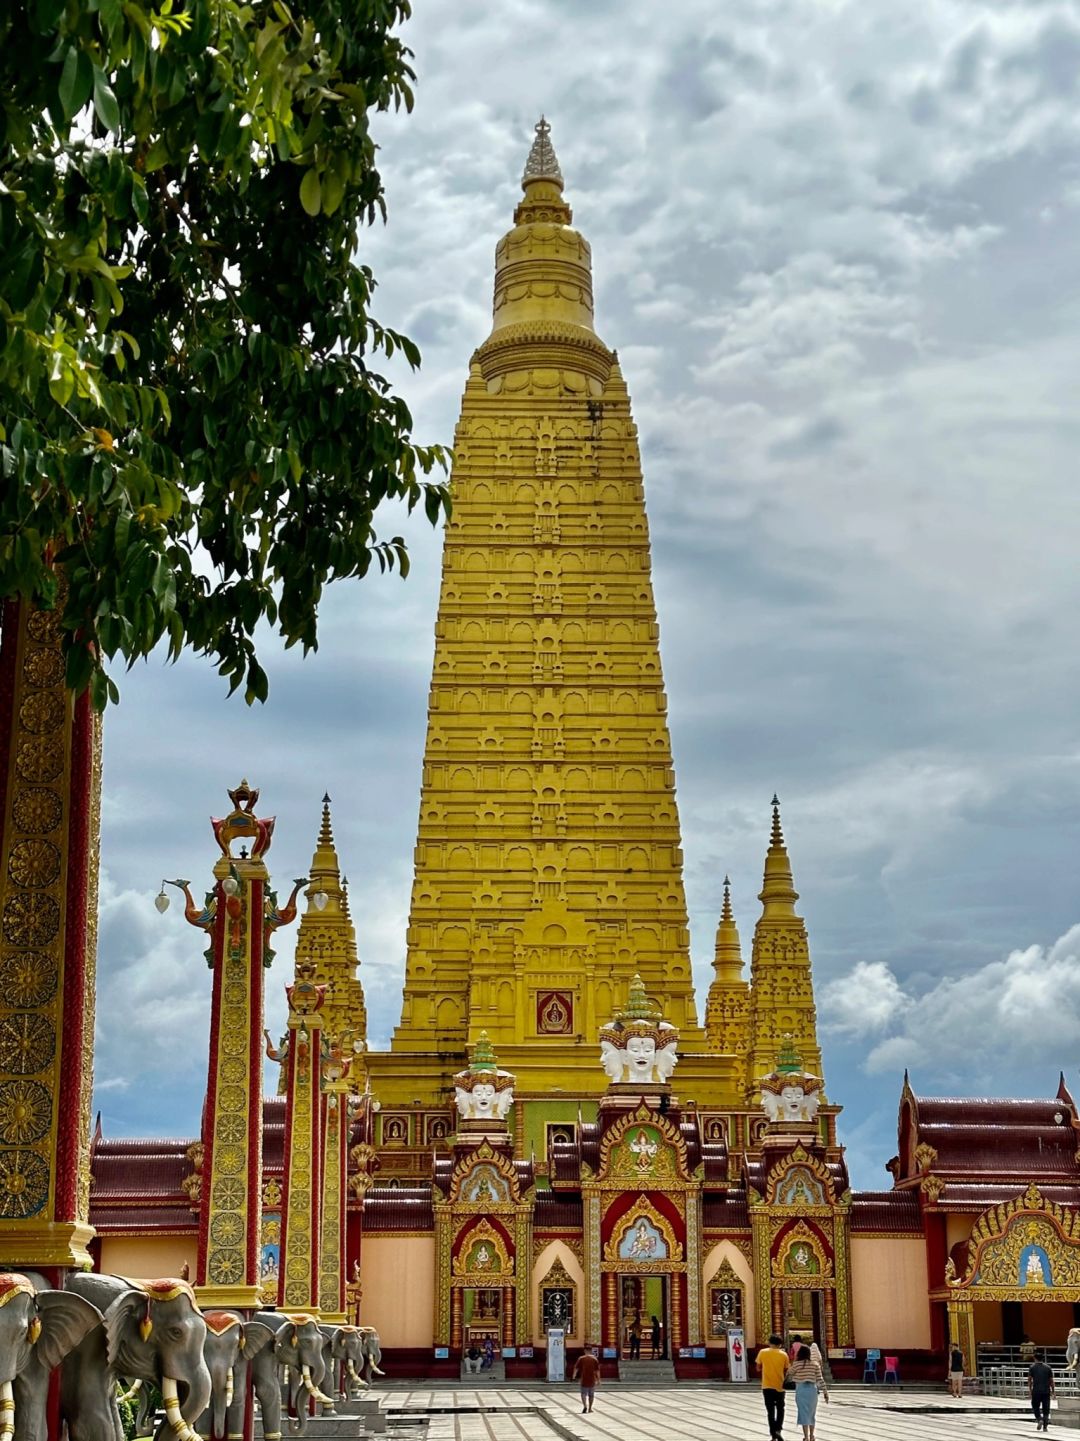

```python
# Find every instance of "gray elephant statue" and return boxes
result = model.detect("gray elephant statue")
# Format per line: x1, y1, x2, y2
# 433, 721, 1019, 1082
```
1067, 1326, 1080, 1369
270, 1312, 332, 1435
0, 1272, 101, 1441
358, 1326, 384, 1384
241, 1313, 290, 1441
199, 1311, 275, 1441
61, 1274, 210, 1441
323, 1325, 368, 1399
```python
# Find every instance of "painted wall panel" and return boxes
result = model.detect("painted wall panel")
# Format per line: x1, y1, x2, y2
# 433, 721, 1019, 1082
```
362, 1236, 436, 1348
850, 1237, 931, 1349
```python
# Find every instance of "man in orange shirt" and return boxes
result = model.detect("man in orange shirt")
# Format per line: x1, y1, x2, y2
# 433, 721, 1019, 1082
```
756, 1334, 790, 1440
573, 1346, 601, 1414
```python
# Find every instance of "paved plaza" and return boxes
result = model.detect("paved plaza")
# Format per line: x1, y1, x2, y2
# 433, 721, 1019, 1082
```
381, 1386, 1064, 1441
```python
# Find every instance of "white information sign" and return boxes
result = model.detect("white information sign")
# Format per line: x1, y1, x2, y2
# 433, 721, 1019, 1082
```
547, 1327, 566, 1383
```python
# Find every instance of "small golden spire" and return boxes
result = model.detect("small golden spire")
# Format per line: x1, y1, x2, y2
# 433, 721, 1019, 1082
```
759, 794, 799, 919
713, 875, 743, 984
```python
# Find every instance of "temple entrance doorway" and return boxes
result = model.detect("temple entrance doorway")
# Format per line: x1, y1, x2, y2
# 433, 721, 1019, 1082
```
781, 1289, 824, 1350
619, 1275, 669, 1358
463, 1287, 502, 1355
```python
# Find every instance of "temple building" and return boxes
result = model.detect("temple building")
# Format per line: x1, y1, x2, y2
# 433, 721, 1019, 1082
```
78, 121, 1080, 1381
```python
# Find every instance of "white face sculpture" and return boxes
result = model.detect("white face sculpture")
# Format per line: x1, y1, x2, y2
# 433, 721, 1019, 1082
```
472, 1082, 496, 1115
781, 1084, 806, 1119
625, 1035, 657, 1078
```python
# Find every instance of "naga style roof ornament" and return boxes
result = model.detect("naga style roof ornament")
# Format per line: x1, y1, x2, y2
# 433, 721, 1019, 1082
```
522, 115, 563, 187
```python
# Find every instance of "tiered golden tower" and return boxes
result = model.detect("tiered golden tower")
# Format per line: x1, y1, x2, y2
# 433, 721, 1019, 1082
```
744, 798, 824, 1097
383, 119, 702, 1098
704, 876, 750, 1056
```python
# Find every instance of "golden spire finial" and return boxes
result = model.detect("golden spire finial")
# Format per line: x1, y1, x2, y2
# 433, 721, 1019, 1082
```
522, 115, 563, 189
319, 793, 334, 847
759, 794, 798, 918
713, 875, 743, 983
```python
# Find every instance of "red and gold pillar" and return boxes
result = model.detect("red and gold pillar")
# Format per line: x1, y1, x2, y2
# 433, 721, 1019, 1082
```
278, 964, 325, 1310
502, 1286, 514, 1347
603, 1273, 618, 1350
187, 783, 299, 1308
0, 598, 99, 1272
318, 1044, 352, 1322
451, 1288, 464, 1350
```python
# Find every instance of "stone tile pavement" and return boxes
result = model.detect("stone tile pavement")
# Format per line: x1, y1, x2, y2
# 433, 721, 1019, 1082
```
380, 1385, 1064, 1441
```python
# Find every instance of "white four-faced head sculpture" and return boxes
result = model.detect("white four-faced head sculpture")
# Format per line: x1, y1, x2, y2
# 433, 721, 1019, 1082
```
453, 1074, 514, 1121
759, 1072, 823, 1123
600, 1022, 679, 1084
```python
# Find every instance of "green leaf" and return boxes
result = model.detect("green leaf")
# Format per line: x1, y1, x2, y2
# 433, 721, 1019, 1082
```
93, 68, 121, 132
321, 166, 345, 217
58, 46, 79, 120
299, 168, 322, 217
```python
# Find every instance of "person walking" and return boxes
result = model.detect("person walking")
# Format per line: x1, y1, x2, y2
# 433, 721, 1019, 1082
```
757, 1333, 790, 1440
788, 1333, 803, 1364
650, 1314, 662, 1359
573, 1346, 601, 1414
789, 1344, 829, 1441
628, 1317, 642, 1360
1028, 1355, 1055, 1431
947, 1343, 964, 1398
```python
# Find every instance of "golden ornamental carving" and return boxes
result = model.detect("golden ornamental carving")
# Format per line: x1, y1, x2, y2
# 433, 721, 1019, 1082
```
0, 1148, 50, 1218
2, 894, 60, 948
913, 1142, 937, 1172
448, 1139, 520, 1205
602, 1198, 683, 1264
0, 1013, 55, 1074
25, 608, 61, 644
945, 1186, 1080, 1293
0, 1081, 52, 1145
921, 1174, 945, 1203
773, 1220, 833, 1279
765, 1144, 834, 1206
451, 1217, 513, 1280
15, 736, 64, 785
596, 1103, 691, 1186
208, 1249, 245, 1286
7, 840, 61, 889
212, 1177, 244, 1211
0, 952, 57, 1008
262, 1178, 283, 1209
181, 1173, 202, 1207
22, 647, 65, 689
17, 693, 65, 738
210, 1211, 245, 1246
11, 787, 63, 833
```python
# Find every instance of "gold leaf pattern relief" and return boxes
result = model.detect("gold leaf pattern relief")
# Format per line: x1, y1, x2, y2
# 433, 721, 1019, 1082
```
22, 647, 65, 689
25, 608, 61, 645
11, 788, 63, 835
17, 693, 65, 738
2, 895, 60, 948
0, 1013, 56, 1075
0, 952, 58, 1008
0, 1149, 49, 1218
8, 840, 61, 889
15, 737, 64, 785
0, 1080, 53, 1144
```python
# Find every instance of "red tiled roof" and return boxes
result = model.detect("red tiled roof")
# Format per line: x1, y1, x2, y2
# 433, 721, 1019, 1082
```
362, 1186, 434, 1232
928, 1182, 1080, 1212
702, 1192, 750, 1229
534, 1193, 583, 1229
91, 1205, 197, 1233
849, 1190, 923, 1234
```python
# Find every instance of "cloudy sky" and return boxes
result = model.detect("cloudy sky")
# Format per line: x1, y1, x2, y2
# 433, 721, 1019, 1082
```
95, 0, 1080, 1189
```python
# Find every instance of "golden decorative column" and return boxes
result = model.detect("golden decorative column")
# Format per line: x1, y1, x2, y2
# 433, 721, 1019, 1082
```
604, 1273, 618, 1351
279, 963, 326, 1311
182, 782, 301, 1308
0, 598, 100, 1270
450, 1289, 463, 1350
670, 1273, 684, 1353
502, 1286, 514, 1348
948, 1297, 976, 1376
318, 1038, 356, 1323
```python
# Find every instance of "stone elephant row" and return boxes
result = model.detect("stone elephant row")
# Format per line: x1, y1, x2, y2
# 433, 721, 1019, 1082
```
196, 1311, 384, 1439
0, 1270, 210, 1441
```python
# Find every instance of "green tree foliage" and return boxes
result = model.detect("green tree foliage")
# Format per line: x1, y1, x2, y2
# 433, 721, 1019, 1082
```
0, 0, 448, 706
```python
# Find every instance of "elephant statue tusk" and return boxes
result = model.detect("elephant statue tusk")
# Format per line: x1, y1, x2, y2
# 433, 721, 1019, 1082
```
300, 1365, 333, 1404
0, 1379, 15, 1441
225, 1369, 234, 1409
346, 1361, 368, 1391
370, 1363, 385, 1377
117, 1379, 143, 1405
162, 1376, 200, 1441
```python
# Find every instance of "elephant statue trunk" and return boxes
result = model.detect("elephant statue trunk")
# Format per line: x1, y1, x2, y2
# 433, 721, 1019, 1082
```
346, 1360, 368, 1393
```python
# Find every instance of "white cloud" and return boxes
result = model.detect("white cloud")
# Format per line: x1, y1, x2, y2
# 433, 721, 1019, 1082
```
861, 924, 1080, 1082
821, 961, 910, 1037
